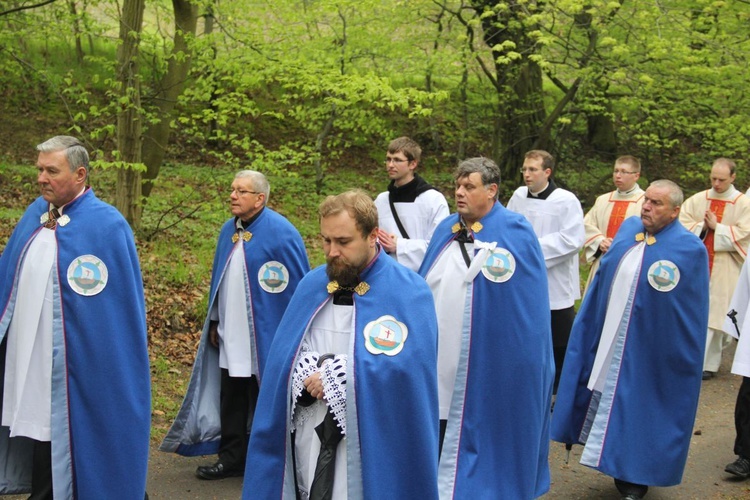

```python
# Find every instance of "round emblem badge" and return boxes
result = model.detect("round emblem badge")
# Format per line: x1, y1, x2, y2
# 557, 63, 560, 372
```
67, 255, 108, 296
647, 260, 680, 292
258, 261, 290, 293
363, 315, 408, 356
481, 247, 516, 283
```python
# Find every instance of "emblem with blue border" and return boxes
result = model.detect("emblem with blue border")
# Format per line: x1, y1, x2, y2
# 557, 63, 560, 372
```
481, 247, 516, 283
364, 315, 408, 356
67, 255, 108, 296
647, 260, 680, 292
258, 261, 289, 293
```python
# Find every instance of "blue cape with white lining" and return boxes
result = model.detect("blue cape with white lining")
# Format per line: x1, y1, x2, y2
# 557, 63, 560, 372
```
0, 189, 150, 499
419, 202, 554, 499
242, 251, 439, 499
551, 216, 708, 486
160, 207, 309, 457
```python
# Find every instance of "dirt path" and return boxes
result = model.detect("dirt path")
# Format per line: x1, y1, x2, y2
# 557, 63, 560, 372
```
141, 342, 749, 499
8, 344, 745, 499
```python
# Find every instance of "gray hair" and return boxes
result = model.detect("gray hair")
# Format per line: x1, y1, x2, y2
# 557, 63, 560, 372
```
455, 157, 501, 200
649, 179, 683, 207
37, 136, 89, 174
235, 170, 270, 205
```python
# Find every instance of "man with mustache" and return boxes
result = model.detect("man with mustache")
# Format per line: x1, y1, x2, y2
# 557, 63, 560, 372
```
243, 190, 439, 499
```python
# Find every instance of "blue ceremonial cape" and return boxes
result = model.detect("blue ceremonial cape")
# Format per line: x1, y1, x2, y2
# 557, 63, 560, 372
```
242, 251, 439, 499
551, 216, 708, 486
0, 189, 150, 499
160, 207, 309, 457
419, 202, 554, 499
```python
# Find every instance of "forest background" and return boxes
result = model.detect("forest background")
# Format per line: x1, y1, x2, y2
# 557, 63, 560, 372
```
1, 0, 749, 441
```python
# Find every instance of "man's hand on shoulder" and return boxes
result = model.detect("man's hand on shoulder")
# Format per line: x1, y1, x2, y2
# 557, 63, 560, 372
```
377, 228, 397, 253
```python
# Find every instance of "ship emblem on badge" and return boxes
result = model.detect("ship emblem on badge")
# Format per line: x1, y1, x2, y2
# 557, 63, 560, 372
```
647, 260, 680, 292
364, 315, 408, 356
258, 261, 289, 293
67, 255, 108, 296
481, 247, 516, 283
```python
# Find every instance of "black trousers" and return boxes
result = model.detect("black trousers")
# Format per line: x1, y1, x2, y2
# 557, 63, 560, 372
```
551, 306, 576, 395
30, 440, 53, 500
219, 369, 259, 469
734, 376, 750, 458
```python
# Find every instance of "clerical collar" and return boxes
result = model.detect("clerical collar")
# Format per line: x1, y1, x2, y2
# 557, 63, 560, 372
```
617, 185, 639, 196
387, 174, 436, 203
527, 180, 556, 199
235, 207, 264, 230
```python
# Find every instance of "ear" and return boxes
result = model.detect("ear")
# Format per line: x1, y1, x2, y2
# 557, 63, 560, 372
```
368, 227, 378, 247
75, 166, 87, 184
487, 183, 498, 200
255, 193, 266, 208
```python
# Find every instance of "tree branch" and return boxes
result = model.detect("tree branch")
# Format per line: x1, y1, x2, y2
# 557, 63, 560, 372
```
0, 0, 58, 17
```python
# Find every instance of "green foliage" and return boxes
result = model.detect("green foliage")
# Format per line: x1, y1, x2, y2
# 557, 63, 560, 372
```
2, 0, 750, 206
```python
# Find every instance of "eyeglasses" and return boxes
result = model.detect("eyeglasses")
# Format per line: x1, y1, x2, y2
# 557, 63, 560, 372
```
384, 157, 410, 165
613, 170, 637, 176
519, 167, 542, 173
230, 188, 260, 196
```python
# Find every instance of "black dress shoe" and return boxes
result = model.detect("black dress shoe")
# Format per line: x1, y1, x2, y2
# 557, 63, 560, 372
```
725, 456, 750, 479
702, 371, 715, 380
195, 462, 244, 480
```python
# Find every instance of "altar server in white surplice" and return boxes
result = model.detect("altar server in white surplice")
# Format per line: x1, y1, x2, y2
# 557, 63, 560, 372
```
507, 149, 585, 394
375, 136, 449, 271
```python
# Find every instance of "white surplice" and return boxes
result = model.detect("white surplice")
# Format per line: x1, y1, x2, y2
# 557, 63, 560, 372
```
2, 228, 56, 441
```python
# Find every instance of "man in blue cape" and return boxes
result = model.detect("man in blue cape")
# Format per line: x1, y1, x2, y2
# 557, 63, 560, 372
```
0, 136, 150, 499
551, 180, 709, 499
160, 170, 309, 480
420, 157, 554, 499
243, 190, 439, 499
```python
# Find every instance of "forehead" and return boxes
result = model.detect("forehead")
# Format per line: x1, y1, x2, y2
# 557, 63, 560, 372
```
456, 172, 483, 185
37, 149, 69, 169
645, 186, 670, 202
320, 210, 359, 236
614, 160, 633, 170
232, 176, 254, 189
711, 164, 732, 178
523, 156, 544, 168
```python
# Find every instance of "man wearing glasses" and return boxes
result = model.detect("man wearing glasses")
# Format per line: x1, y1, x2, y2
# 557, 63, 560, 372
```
679, 158, 750, 379
582, 156, 645, 294
161, 170, 309, 480
507, 150, 585, 396
375, 137, 449, 271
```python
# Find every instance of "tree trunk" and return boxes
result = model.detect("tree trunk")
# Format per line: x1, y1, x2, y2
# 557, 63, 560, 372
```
471, 0, 546, 181
141, 0, 199, 198
69, 0, 85, 64
115, 0, 145, 226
